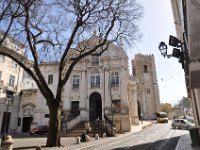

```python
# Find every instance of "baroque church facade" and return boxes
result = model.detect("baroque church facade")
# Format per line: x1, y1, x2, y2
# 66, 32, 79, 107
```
0, 33, 160, 134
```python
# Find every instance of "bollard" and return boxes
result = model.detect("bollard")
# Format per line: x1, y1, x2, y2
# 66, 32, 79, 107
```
35, 146, 42, 150
1, 134, 13, 150
112, 127, 116, 136
103, 133, 106, 138
95, 134, 99, 140
76, 136, 81, 144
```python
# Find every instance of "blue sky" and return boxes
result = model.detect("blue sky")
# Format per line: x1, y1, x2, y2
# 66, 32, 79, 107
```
128, 0, 187, 105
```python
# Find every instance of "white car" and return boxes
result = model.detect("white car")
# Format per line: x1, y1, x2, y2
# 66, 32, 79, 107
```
172, 119, 195, 130
178, 116, 194, 123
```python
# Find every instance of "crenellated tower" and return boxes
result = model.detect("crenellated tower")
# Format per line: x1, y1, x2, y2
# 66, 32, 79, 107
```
132, 54, 160, 120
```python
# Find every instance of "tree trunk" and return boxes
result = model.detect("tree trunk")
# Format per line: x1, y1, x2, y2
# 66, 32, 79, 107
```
46, 103, 61, 147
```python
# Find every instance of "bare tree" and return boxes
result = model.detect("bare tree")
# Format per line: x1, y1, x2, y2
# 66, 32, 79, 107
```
0, 0, 26, 44
178, 97, 192, 114
0, 0, 142, 147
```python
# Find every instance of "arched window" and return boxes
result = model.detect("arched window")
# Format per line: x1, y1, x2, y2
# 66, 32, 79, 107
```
144, 65, 148, 73
147, 88, 150, 94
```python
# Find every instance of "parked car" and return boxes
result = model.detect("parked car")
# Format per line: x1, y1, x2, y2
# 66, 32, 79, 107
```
178, 115, 194, 123
29, 125, 49, 135
171, 119, 195, 130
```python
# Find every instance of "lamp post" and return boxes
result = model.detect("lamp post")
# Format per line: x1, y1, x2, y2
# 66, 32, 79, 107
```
5, 99, 9, 134
1, 98, 12, 147
158, 35, 185, 69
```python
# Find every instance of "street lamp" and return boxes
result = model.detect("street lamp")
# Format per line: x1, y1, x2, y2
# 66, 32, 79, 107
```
158, 35, 185, 69
158, 41, 168, 58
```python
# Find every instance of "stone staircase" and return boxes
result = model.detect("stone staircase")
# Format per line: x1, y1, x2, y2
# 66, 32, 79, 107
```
66, 121, 93, 137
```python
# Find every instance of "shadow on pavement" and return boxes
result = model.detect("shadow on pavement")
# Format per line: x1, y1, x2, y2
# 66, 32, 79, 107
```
111, 136, 180, 150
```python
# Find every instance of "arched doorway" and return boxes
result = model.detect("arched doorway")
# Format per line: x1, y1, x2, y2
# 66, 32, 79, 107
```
89, 92, 102, 121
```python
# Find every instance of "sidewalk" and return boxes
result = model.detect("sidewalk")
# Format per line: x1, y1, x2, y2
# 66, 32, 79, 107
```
12, 121, 153, 150
176, 133, 200, 150
46, 121, 153, 150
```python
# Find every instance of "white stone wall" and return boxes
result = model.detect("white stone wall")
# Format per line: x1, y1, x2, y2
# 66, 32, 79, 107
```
0, 34, 25, 133
0, 34, 138, 133
20, 40, 133, 132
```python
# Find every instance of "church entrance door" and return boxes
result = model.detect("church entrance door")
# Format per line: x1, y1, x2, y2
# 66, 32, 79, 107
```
89, 92, 102, 121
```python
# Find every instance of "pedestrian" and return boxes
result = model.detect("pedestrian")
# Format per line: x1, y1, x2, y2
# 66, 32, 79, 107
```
85, 121, 90, 133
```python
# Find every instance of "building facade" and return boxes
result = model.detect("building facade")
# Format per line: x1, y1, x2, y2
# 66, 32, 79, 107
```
17, 36, 137, 133
0, 33, 161, 134
0, 31, 25, 134
171, 0, 200, 129
132, 54, 160, 120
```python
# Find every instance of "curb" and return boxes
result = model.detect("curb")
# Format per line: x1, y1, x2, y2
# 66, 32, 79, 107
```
142, 122, 154, 129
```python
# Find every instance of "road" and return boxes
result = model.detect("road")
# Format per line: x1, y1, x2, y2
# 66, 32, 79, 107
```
2, 121, 189, 150
86, 121, 189, 150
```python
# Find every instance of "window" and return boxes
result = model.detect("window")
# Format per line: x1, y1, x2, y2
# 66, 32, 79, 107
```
23, 108, 33, 116
18, 117, 21, 126
111, 72, 119, 87
147, 88, 150, 94
73, 75, 80, 89
44, 114, 50, 118
180, 120, 186, 124
9, 75, 15, 87
91, 74, 100, 88
0, 55, 5, 63
48, 74, 53, 84
112, 100, 121, 113
91, 55, 99, 66
12, 60, 17, 68
144, 65, 148, 73
0, 71, 2, 80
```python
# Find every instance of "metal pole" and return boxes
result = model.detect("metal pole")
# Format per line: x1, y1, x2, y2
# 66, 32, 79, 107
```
141, 103, 143, 125
111, 103, 113, 136
109, 75, 113, 136
4, 99, 9, 134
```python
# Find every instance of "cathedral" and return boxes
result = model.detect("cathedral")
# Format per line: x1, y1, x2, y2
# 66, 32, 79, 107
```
132, 54, 160, 120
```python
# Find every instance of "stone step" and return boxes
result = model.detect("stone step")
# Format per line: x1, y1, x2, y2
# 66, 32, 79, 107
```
66, 121, 92, 137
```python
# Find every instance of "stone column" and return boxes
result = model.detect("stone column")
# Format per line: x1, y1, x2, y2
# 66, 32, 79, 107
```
80, 68, 87, 119
103, 66, 111, 114
120, 68, 128, 104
